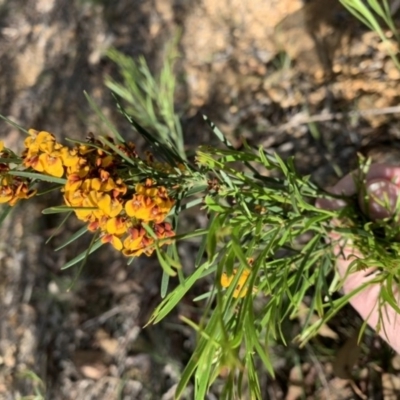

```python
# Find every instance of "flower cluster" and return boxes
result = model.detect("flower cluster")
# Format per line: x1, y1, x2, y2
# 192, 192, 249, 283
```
22, 129, 67, 177
0, 141, 36, 206
2, 130, 177, 257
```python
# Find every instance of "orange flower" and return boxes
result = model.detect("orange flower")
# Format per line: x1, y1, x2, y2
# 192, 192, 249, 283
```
64, 189, 85, 207
23, 130, 66, 177
154, 222, 174, 239
0, 184, 13, 204
66, 158, 89, 177
122, 226, 154, 257
106, 217, 129, 235
12, 182, 36, 205
101, 233, 123, 251
98, 155, 113, 168
89, 177, 117, 192
87, 216, 108, 232
135, 181, 159, 198
221, 269, 251, 298
0, 176, 36, 206
152, 199, 174, 223
65, 174, 83, 193
154, 222, 175, 247
60, 147, 80, 168
36, 152, 64, 177
73, 191, 101, 221
122, 226, 145, 256
125, 182, 174, 224
112, 178, 127, 197
24, 130, 62, 155
97, 193, 122, 217
125, 194, 154, 222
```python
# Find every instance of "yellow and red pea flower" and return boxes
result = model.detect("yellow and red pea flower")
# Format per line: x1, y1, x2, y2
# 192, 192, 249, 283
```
17, 129, 177, 258
0, 175, 36, 206
100, 232, 123, 251
122, 225, 149, 257
22, 130, 66, 177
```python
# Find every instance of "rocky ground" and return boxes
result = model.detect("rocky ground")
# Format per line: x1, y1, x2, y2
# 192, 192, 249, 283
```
1, 0, 400, 399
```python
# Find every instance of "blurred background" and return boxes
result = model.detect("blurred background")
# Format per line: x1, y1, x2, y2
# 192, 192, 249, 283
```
1, 0, 400, 398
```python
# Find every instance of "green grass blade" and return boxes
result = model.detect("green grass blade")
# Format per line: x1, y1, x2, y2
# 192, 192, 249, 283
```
61, 239, 102, 269
0, 205, 12, 225
42, 206, 95, 214
45, 211, 72, 245
54, 225, 89, 251
160, 269, 170, 298
0, 114, 29, 134
84, 91, 125, 143
8, 171, 67, 184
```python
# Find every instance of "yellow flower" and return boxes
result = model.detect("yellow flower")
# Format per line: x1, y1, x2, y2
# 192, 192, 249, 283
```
122, 226, 154, 257
87, 178, 102, 191
60, 147, 80, 168
12, 182, 36, 205
125, 195, 154, 222
64, 189, 85, 207
122, 227, 145, 256
106, 217, 129, 235
73, 191, 100, 221
99, 155, 113, 168
66, 159, 89, 177
65, 174, 83, 193
25, 130, 61, 154
100, 177, 117, 192
135, 181, 158, 197
221, 269, 251, 298
23, 154, 40, 170
101, 233, 123, 251
0, 141, 4, 152
97, 193, 122, 217
37, 152, 64, 177
153, 197, 174, 222
0, 176, 36, 206
89, 177, 116, 192
112, 178, 127, 197
23, 130, 66, 177
0, 184, 13, 204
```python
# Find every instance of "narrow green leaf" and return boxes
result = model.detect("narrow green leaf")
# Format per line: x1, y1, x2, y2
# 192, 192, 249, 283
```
42, 206, 96, 214
155, 247, 176, 276
8, 170, 67, 184
160, 270, 170, 298
84, 91, 125, 143
0, 114, 29, 134
203, 115, 234, 148
0, 205, 12, 225
67, 231, 101, 291
97, 136, 136, 166
36, 184, 63, 196
0, 157, 22, 164
192, 291, 212, 302
148, 260, 213, 324
55, 225, 88, 251
61, 239, 102, 269
45, 211, 72, 244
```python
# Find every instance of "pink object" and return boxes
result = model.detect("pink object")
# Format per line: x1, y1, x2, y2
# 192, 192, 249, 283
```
316, 164, 400, 354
